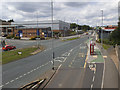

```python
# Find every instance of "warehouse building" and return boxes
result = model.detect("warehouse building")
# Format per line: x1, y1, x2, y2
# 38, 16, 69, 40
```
11, 20, 70, 37
0, 20, 70, 38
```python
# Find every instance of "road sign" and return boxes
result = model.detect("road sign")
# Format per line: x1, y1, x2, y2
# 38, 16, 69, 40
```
37, 29, 39, 36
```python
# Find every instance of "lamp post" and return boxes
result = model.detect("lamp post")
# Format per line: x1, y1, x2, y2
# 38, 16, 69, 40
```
101, 10, 103, 48
36, 11, 39, 48
51, 0, 55, 70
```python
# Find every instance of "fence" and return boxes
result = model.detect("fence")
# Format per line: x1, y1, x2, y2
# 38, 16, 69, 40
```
115, 45, 120, 89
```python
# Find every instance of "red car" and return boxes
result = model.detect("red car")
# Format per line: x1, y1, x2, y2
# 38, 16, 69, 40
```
2, 45, 16, 51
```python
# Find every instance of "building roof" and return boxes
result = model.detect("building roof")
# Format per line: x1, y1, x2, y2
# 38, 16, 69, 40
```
103, 29, 115, 32
11, 20, 66, 25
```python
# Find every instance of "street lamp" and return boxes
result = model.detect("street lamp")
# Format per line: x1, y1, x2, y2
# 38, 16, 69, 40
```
51, 0, 55, 70
101, 10, 103, 48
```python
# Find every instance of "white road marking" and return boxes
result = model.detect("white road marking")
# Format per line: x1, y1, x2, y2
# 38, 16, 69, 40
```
19, 75, 23, 78
44, 50, 47, 51
54, 60, 63, 62
15, 77, 19, 80
70, 49, 73, 52
63, 57, 67, 62
3, 50, 71, 87
27, 71, 31, 74
41, 65, 44, 67
91, 84, 93, 89
24, 73, 26, 76
5, 82, 9, 85
34, 69, 36, 71
36, 67, 39, 69
0, 85, 4, 87
10, 80, 14, 83
92, 76, 95, 82
30, 70, 33, 73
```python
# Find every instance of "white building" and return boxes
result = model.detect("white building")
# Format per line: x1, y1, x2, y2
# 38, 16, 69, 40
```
11, 20, 70, 36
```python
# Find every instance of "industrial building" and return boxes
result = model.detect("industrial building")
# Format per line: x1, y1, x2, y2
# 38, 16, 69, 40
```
0, 20, 70, 38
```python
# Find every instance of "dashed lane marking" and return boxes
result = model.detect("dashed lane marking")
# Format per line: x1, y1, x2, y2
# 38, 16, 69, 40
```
10, 80, 14, 83
15, 77, 19, 80
91, 84, 93, 89
5, 82, 9, 85
0, 85, 4, 88
19, 75, 23, 78
92, 76, 95, 82
24, 73, 26, 76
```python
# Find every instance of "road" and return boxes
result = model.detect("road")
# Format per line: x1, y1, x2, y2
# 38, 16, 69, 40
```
2, 35, 88, 88
44, 35, 105, 89
45, 41, 87, 88
45, 43, 104, 88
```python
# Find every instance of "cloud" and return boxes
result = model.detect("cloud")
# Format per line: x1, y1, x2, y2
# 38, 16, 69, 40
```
1, 1, 119, 26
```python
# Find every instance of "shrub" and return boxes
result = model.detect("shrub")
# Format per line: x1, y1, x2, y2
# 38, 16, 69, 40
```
6, 35, 14, 39
14, 36, 21, 39
30, 36, 36, 40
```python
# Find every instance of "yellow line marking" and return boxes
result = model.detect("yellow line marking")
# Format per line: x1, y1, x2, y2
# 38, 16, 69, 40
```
84, 62, 87, 68
103, 56, 107, 58
93, 55, 97, 58
84, 47, 89, 68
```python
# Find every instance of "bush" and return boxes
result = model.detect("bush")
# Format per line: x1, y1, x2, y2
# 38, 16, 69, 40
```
6, 35, 14, 39
14, 36, 21, 39
30, 36, 36, 40
97, 39, 117, 45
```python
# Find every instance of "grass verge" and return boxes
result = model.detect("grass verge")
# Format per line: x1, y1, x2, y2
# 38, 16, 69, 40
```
2, 46, 45, 64
102, 44, 110, 50
63, 37, 80, 41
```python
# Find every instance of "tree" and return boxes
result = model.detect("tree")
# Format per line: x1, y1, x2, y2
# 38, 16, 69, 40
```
8, 19, 14, 22
110, 27, 120, 45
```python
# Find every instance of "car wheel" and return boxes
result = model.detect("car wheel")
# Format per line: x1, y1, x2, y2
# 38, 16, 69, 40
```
7, 49, 10, 51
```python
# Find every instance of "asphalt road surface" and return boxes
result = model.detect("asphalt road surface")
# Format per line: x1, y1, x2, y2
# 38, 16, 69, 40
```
45, 42, 87, 88
44, 35, 105, 89
2, 35, 88, 88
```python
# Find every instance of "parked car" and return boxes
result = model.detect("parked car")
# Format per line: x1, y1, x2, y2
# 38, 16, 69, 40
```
2, 45, 16, 51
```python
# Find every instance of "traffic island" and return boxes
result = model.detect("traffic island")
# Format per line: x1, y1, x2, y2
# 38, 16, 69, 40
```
2, 45, 45, 64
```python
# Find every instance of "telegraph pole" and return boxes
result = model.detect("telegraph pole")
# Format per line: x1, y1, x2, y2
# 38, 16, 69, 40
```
101, 10, 103, 48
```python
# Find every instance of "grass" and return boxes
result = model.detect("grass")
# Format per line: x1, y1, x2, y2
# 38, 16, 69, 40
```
63, 37, 80, 41
102, 44, 110, 50
2, 46, 44, 64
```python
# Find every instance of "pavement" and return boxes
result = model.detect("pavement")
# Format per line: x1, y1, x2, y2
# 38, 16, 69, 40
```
97, 43, 119, 89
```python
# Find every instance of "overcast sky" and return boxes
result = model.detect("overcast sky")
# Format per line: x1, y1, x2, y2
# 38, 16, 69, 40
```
0, 0, 119, 26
